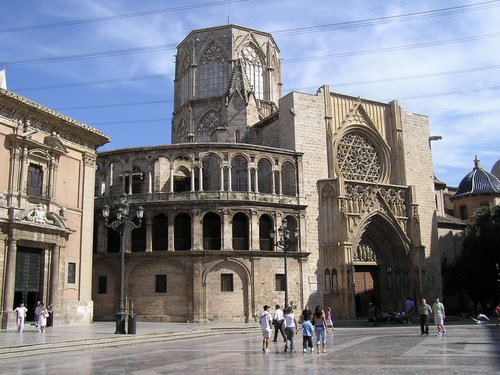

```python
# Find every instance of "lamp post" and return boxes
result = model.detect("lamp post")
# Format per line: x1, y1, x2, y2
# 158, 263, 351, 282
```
102, 193, 144, 334
270, 218, 299, 308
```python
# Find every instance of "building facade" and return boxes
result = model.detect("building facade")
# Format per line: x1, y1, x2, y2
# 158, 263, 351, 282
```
93, 24, 440, 322
0, 88, 109, 328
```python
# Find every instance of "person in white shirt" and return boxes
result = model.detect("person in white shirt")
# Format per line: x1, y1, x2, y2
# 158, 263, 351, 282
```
259, 305, 273, 352
273, 304, 286, 342
14, 303, 28, 333
283, 306, 298, 352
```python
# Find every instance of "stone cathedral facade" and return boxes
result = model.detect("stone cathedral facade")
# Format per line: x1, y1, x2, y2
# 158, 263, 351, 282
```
93, 24, 439, 322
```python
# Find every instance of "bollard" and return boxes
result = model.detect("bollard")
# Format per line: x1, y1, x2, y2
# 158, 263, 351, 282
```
128, 314, 136, 334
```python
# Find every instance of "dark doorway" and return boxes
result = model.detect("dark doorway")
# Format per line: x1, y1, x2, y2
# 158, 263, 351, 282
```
14, 247, 43, 321
354, 265, 378, 317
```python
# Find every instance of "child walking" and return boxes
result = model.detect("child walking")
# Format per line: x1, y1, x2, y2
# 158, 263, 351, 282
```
302, 315, 314, 353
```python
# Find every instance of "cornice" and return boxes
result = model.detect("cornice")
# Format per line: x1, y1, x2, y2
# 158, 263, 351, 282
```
0, 88, 110, 150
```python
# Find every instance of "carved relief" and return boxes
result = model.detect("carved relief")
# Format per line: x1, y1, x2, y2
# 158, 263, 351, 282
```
354, 237, 378, 262
23, 203, 54, 225
201, 42, 226, 65
344, 183, 407, 218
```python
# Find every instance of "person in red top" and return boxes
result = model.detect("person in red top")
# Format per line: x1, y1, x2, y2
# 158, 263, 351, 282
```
495, 302, 500, 327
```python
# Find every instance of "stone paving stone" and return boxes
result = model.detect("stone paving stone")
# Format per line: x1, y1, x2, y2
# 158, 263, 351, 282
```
0, 322, 499, 374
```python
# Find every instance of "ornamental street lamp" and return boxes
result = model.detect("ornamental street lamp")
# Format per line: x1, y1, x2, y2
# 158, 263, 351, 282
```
102, 193, 144, 334
270, 218, 299, 308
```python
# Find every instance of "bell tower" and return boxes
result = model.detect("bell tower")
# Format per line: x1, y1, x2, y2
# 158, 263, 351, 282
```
171, 25, 282, 144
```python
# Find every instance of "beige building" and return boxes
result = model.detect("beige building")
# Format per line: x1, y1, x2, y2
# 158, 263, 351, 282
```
0, 88, 109, 328
93, 24, 440, 322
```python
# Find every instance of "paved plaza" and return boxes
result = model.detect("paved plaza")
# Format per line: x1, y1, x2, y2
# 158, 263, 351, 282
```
0, 321, 499, 374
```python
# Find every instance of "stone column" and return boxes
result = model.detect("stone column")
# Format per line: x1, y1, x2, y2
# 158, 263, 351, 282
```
250, 209, 259, 250
169, 167, 174, 193
128, 174, 133, 195
19, 146, 29, 206
192, 210, 202, 251
2, 238, 17, 329
227, 167, 232, 192
168, 213, 175, 251
199, 167, 203, 192
272, 169, 276, 195
49, 245, 61, 309
222, 209, 232, 250
254, 168, 259, 193
192, 260, 204, 322
148, 171, 152, 194
145, 215, 153, 252
220, 166, 225, 191
190, 168, 195, 192
247, 168, 252, 192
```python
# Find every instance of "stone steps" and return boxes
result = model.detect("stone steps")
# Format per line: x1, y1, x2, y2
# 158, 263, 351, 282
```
0, 327, 258, 361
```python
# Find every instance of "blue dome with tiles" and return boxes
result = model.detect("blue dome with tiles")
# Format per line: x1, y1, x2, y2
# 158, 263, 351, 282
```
454, 157, 500, 199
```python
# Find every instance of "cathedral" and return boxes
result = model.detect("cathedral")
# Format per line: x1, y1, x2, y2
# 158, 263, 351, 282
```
92, 24, 440, 322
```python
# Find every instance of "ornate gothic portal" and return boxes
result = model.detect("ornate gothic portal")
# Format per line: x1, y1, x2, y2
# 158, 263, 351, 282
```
320, 134, 419, 319
353, 215, 411, 317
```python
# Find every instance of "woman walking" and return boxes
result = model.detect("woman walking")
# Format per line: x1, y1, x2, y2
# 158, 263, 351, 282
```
38, 302, 49, 333
312, 305, 328, 353
283, 306, 298, 352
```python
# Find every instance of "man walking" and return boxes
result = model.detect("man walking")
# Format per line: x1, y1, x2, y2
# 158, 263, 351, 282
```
259, 305, 273, 353
273, 304, 286, 343
14, 303, 28, 333
418, 298, 432, 335
432, 297, 446, 336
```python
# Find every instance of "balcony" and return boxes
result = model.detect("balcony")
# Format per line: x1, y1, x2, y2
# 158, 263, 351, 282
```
96, 190, 300, 207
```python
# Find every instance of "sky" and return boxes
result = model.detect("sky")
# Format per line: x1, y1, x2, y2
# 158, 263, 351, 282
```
1, 0, 499, 187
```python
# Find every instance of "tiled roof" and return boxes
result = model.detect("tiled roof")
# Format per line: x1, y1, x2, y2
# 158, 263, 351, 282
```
453, 157, 500, 199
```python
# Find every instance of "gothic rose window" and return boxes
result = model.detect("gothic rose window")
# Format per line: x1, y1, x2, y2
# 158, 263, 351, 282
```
337, 133, 381, 182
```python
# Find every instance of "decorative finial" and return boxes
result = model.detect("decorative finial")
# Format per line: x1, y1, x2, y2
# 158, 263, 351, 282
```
474, 155, 480, 169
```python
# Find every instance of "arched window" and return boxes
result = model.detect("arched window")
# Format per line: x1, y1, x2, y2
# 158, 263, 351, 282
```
232, 213, 249, 250
324, 269, 331, 292
174, 213, 191, 251
174, 166, 191, 192
257, 158, 273, 193
241, 45, 264, 100
131, 216, 146, 252
203, 212, 221, 250
231, 155, 248, 191
332, 269, 338, 291
199, 42, 227, 98
197, 110, 221, 141
281, 162, 296, 196
259, 214, 274, 251
284, 215, 298, 251
152, 214, 168, 251
202, 154, 221, 191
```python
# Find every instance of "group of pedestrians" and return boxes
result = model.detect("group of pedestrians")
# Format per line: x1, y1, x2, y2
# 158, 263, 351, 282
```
13, 301, 51, 333
418, 297, 446, 336
259, 304, 333, 354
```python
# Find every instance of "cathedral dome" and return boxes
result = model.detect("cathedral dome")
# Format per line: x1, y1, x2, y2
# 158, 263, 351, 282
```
492, 159, 500, 180
453, 157, 500, 199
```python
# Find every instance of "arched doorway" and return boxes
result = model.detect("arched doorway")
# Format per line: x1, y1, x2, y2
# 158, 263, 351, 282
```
353, 214, 411, 317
